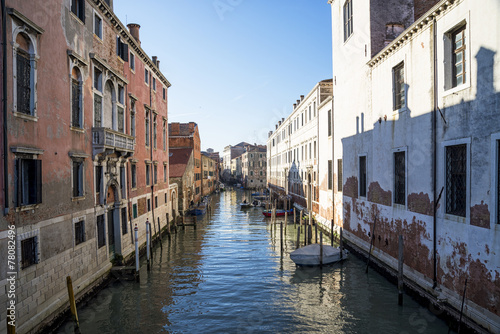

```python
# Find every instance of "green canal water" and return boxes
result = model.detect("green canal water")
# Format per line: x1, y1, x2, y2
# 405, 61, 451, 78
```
56, 190, 453, 333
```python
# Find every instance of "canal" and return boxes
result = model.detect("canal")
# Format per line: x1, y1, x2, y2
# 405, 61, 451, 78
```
56, 190, 453, 333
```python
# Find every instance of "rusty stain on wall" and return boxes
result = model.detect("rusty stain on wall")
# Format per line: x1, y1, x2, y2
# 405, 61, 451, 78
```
367, 181, 392, 206
470, 201, 490, 229
407, 192, 434, 216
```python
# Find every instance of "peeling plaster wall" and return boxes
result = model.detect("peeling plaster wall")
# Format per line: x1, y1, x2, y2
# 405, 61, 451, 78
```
332, 0, 500, 330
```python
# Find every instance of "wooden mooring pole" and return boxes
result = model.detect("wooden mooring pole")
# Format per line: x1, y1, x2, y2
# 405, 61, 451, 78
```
158, 217, 162, 249
330, 219, 334, 247
66, 276, 81, 333
398, 235, 404, 306
296, 226, 301, 249
339, 227, 344, 260
319, 232, 323, 268
280, 219, 283, 253
294, 208, 296, 227
308, 214, 312, 245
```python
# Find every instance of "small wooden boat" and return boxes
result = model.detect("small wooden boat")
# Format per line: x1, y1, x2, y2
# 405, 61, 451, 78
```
290, 244, 348, 266
262, 209, 293, 217
240, 200, 261, 208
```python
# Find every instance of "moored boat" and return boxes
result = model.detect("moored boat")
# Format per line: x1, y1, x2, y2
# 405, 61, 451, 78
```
262, 209, 293, 217
290, 244, 348, 266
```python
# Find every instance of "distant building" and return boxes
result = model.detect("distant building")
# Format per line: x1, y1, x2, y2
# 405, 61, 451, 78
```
169, 122, 202, 204
241, 145, 267, 189
222, 142, 249, 181
169, 148, 194, 214
201, 153, 219, 195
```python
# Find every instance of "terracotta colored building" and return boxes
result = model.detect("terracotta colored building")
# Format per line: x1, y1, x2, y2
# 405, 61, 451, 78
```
0, 1, 175, 332
169, 148, 194, 214
169, 122, 202, 203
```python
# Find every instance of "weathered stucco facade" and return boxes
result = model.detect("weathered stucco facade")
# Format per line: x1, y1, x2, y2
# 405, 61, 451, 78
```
241, 145, 267, 189
0, 1, 174, 332
330, 0, 500, 331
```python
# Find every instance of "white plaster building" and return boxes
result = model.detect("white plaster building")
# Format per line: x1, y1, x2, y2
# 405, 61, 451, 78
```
267, 80, 333, 212
329, 0, 500, 331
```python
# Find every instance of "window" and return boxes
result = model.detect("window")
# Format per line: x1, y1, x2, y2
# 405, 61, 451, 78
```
163, 87, 166, 100
163, 120, 167, 151
328, 160, 333, 190
309, 106, 312, 120
452, 26, 466, 87
14, 32, 38, 116
313, 102, 316, 117
393, 62, 405, 110
153, 115, 157, 149
152, 77, 156, 91
131, 163, 137, 188
71, 68, 83, 128
328, 110, 332, 137
146, 164, 150, 186
130, 52, 135, 71
71, 0, 85, 22
314, 141, 317, 159
121, 208, 128, 235
145, 69, 149, 84
116, 37, 128, 61
155, 196, 158, 208
446, 144, 467, 217
95, 165, 102, 195
154, 164, 158, 184
145, 110, 150, 146
94, 13, 102, 39
73, 160, 84, 198
130, 101, 136, 137
164, 165, 167, 182
94, 95, 102, 127
132, 204, 138, 219
309, 143, 312, 160
97, 215, 106, 248
394, 152, 405, 205
147, 199, 151, 211
75, 220, 85, 245
337, 159, 343, 192
93, 67, 102, 91
16, 158, 42, 206
117, 106, 124, 133
343, 0, 353, 41
359, 156, 367, 197
21, 237, 38, 269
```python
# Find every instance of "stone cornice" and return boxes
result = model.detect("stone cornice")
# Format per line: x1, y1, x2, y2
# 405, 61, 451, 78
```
91, 0, 172, 88
7, 8, 44, 35
368, 0, 461, 68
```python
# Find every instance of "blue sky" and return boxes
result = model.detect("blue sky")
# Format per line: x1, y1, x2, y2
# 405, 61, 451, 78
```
114, 0, 332, 154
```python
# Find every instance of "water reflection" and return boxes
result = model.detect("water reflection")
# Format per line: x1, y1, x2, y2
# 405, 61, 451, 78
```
57, 189, 452, 334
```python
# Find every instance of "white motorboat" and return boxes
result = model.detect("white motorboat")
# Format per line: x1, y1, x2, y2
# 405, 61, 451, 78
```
290, 244, 348, 266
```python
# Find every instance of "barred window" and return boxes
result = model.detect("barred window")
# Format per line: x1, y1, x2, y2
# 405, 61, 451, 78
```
446, 144, 467, 217
71, 78, 82, 127
21, 237, 38, 269
117, 106, 124, 133
16, 49, 31, 115
75, 220, 85, 245
394, 152, 405, 205
359, 156, 367, 197
97, 214, 106, 248
121, 208, 128, 235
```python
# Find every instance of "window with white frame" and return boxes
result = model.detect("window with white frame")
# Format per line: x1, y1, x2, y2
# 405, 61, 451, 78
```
75, 219, 85, 245
145, 68, 149, 85
116, 36, 128, 61
117, 86, 125, 133
445, 144, 467, 217
343, 0, 353, 42
145, 109, 150, 146
452, 26, 466, 87
394, 151, 405, 205
15, 157, 42, 207
146, 163, 150, 186
130, 52, 135, 71
71, 0, 85, 22
153, 114, 157, 149
97, 214, 106, 248
93, 66, 103, 127
130, 100, 136, 137
94, 13, 102, 39
393, 62, 405, 111
13, 29, 39, 117
163, 120, 167, 151
131, 163, 137, 188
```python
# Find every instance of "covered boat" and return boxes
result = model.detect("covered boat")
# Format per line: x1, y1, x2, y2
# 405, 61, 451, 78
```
290, 244, 348, 266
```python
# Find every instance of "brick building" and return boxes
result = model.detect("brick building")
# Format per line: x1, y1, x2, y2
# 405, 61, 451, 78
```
0, 1, 175, 332
168, 122, 202, 203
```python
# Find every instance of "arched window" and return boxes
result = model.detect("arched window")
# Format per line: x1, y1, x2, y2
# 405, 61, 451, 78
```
71, 67, 83, 128
13, 32, 38, 117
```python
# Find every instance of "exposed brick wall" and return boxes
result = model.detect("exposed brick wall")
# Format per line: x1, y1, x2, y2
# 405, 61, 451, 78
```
414, 0, 441, 21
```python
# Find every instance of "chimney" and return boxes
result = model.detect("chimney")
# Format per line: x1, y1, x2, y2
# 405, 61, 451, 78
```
293, 103, 297, 109
296, 99, 300, 105
171, 122, 180, 136
152, 56, 157, 66
156, 60, 160, 69
188, 122, 195, 133
384, 23, 405, 46
278, 121, 282, 126
300, 95, 304, 101
282, 118, 285, 122
127, 23, 141, 45
275, 124, 278, 130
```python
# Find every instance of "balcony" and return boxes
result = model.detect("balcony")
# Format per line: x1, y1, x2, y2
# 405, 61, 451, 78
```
92, 127, 135, 157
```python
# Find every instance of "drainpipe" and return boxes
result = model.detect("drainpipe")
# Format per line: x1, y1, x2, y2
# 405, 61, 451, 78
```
331, 97, 335, 229
2, 0, 9, 215
432, 16, 438, 288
